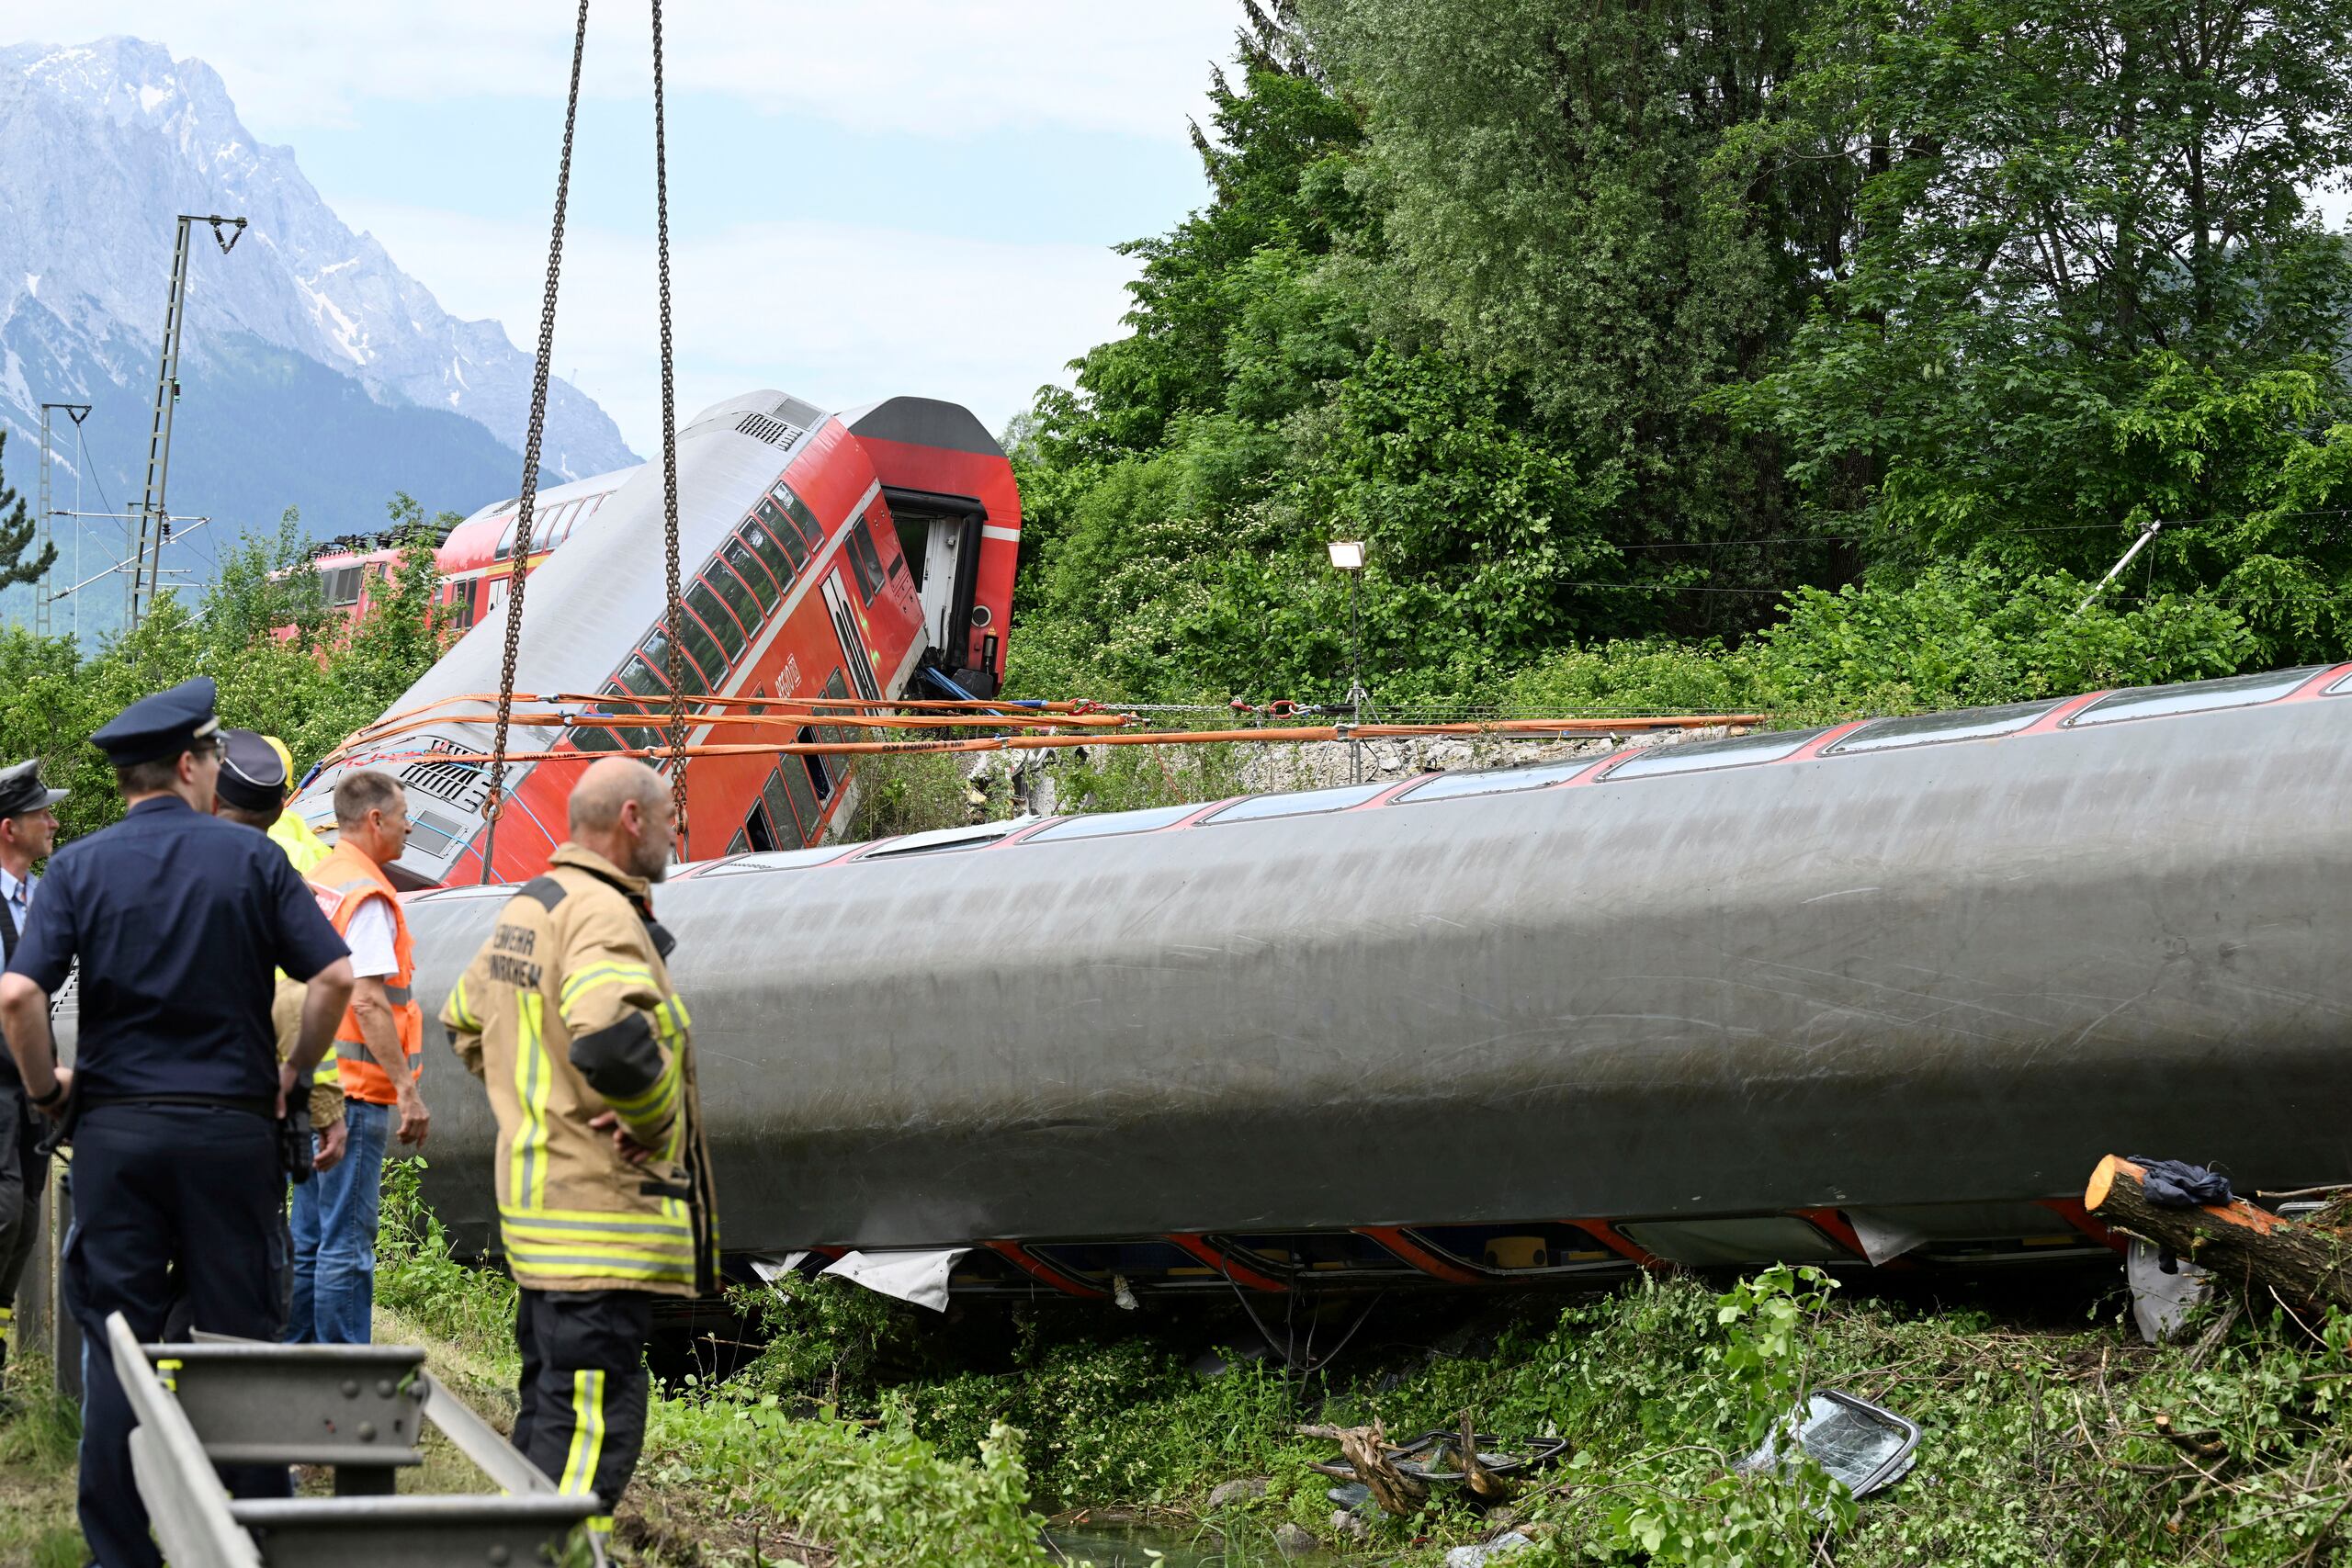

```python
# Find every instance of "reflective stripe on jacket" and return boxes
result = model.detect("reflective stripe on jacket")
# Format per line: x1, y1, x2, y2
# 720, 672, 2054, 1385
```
307, 843, 421, 1106
439, 842, 718, 1298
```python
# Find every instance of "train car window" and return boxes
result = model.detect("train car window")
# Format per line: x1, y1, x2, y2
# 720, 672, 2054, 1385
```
1398, 758, 1590, 803
1408, 1223, 1621, 1272
1206, 783, 1385, 824
745, 513, 805, 586
861, 821, 1028, 860
720, 535, 781, 611
741, 798, 778, 852
798, 726, 833, 803
572, 679, 662, 753
846, 520, 887, 603
325, 565, 364, 606
615, 652, 671, 701
1615, 1216, 1847, 1267
816, 672, 856, 751
727, 829, 750, 855
2331, 670, 2352, 695
1221, 1233, 1413, 1273
2067, 665, 2326, 726
639, 624, 711, 693
1035, 1242, 1201, 1281
1826, 699, 2060, 755
1601, 728, 1823, 781
451, 578, 480, 629
693, 574, 755, 655
700, 557, 766, 639
675, 604, 730, 681
775, 761, 813, 841
699, 845, 846, 875
777, 747, 822, 833
776, 485, 825, 548
603, 677, 666, 750
1026, 803, 1199, 843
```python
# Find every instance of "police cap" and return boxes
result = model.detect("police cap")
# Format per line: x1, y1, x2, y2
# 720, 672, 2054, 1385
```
90, 676, 220, 766
215, 728, 288, 812
0, 759, 66, 818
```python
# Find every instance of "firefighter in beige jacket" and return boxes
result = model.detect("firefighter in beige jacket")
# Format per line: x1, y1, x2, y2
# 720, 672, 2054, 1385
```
439, 758, 717, 1542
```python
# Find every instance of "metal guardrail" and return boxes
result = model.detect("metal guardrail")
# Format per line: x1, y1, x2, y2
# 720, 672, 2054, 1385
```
106, 1313, 600, 1566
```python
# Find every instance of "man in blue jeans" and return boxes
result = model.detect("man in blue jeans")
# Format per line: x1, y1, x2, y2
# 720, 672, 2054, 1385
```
288, 773, 428, 1343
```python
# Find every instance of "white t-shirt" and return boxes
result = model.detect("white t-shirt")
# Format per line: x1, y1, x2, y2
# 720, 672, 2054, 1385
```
344, 897, 399, 979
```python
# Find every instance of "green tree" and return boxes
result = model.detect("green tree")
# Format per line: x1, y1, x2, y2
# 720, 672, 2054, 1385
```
1312, 0, 1854, 625
1715, 0, 2352, 660
0, 433, 61, 591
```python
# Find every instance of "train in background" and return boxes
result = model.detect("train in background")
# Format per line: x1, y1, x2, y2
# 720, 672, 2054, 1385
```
288, 390, 1019, 883
384, 661, 2352, 1303
306, 467, 642, 633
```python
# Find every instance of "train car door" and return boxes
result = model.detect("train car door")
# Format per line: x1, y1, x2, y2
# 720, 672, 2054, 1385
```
884, 487, 986, 687
822, 572, 885, 702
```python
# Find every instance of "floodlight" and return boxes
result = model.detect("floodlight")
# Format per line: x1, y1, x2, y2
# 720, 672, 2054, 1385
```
1328, 540, 1366, 571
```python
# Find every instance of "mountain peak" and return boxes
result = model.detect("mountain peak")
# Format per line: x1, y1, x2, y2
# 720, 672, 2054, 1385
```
0, 36, 636, 483
6, 38, 235, 130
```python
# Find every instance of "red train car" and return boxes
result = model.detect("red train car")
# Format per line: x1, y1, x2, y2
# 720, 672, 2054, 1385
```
288, 390, 1019, 886
301, 468, 643, 631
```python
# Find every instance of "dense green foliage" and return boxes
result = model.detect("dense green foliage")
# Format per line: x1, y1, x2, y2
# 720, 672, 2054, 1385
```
0, 499, 450, 835
1007, 0, 2352, 709
716, 1269, 2352, 1567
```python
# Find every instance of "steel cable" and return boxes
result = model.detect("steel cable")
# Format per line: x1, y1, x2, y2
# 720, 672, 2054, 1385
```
651, 0, 691, 848
480, 0, 592, 883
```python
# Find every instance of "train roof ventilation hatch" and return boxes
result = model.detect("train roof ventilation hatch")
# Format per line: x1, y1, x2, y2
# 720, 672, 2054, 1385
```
735, 411, 807, 448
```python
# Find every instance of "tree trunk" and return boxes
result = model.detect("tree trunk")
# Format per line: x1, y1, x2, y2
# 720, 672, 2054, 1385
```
2085, 1156, 2352, 1311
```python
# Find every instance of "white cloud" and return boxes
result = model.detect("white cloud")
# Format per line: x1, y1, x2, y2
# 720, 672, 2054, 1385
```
343, 199, 1137, 450
2, 2, 1241, 141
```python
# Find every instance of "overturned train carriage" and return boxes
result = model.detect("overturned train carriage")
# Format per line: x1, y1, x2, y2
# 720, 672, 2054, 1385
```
395, 664, 2352, 1298
289, 389, 1020, 886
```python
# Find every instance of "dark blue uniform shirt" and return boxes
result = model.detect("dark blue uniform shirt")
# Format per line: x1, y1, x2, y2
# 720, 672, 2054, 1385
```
6, 795, 348, 1102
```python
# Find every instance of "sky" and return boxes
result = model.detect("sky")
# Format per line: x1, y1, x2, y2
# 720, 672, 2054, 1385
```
2, 2, 1245, 452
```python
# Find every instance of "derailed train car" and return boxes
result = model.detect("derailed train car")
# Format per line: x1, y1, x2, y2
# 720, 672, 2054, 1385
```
291, 389, 1020, 884
395, 663, 2352, 1300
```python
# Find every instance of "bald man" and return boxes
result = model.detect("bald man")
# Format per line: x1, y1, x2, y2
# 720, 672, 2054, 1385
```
439, 761, 717, 1545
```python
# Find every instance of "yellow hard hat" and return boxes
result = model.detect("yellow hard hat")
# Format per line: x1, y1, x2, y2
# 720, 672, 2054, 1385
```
263, 735, 296, 786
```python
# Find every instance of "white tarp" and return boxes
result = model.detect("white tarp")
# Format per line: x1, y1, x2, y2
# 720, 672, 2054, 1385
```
2126, 1238, 2211, 1343
820, 1248, 971, 1313
1843, 1209, 1931, 1267
748, 1252, 809, 1285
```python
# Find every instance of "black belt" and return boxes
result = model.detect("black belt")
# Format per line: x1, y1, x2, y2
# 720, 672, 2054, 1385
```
81, 1093, 277, 1119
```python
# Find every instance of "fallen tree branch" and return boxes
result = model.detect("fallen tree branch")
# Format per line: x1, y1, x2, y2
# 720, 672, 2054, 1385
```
1297, 1420, 1430, 1517
2086, 1156, 2352, 1312
1459, 1409, 1512, 1505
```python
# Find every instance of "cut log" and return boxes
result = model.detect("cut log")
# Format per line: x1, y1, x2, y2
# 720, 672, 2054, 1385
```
2085, 1156, 2352, 1313
1297, 1420, 1429, 1517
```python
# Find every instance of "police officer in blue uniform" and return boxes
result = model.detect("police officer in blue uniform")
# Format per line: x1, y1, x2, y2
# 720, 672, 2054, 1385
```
0, 678, 356, 1568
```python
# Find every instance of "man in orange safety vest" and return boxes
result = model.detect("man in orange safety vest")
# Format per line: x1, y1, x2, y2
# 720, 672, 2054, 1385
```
287, 770, 428, 1344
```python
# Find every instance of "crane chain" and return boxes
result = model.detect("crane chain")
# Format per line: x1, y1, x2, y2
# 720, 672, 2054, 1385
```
651, 0, 691, 851
481, 0, 592, 883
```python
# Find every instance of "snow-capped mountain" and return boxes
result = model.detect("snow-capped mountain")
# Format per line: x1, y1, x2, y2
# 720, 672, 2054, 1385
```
0, 36, 636, 521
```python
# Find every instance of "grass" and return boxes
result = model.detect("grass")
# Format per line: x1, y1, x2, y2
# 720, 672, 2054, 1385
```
14, 1179, 2352, 1567
0, 1358, 85, 1568
716, 1264, 2352, 1567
